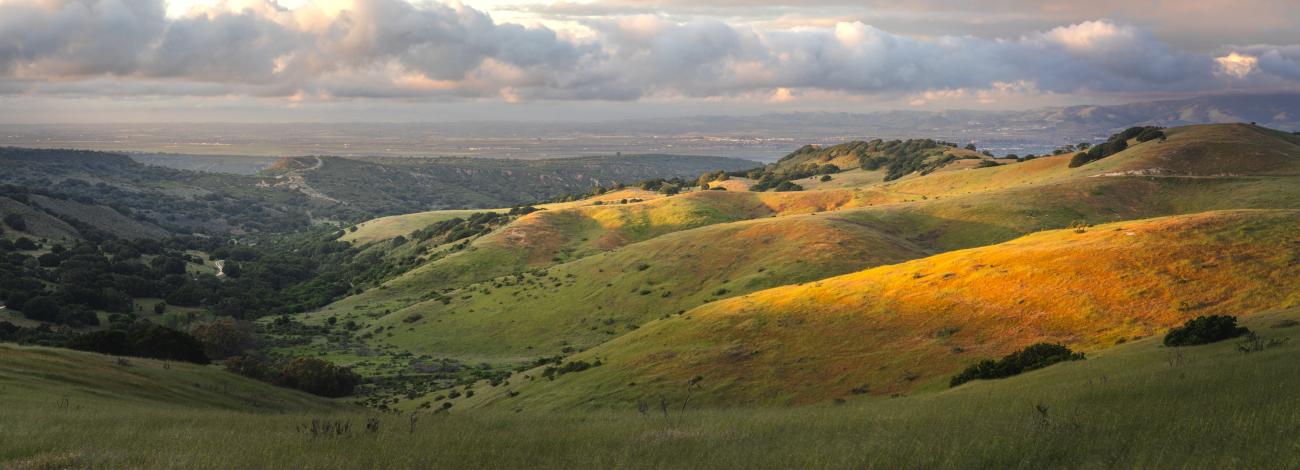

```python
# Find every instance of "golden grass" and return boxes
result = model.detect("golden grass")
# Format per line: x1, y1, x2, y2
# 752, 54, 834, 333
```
481, 210, 1300, 408
340, 189, 665, 244
362, 211, 931, 362
1083, 123, 1300, 177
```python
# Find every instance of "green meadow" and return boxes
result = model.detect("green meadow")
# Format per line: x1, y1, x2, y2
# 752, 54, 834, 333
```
5, 307, 1300, 468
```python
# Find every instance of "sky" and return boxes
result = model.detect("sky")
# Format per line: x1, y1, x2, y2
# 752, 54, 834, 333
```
0, 0, 1298, 123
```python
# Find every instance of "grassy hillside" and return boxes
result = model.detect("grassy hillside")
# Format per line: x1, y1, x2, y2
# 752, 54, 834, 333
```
7, 123, 1300, 467
329, 123, 1300, 313
1081, 123, 1300, 176
6, 308, 1300, 468
0, 147, 325, 235
0, 148, 758, 239
25, 194, 170, 240
774, 139, 988, 174
287, 123, 1300, 411
269, 154, 759, 217
0, 196, 81, 241
0, 344, 342, 412
346, 212, 930, 360
471, 210, 1300, 409
321, 188, 891, 318
339, 189, 666, 245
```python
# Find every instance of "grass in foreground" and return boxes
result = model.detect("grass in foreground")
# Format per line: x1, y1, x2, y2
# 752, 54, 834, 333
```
4, 307, 1300, 468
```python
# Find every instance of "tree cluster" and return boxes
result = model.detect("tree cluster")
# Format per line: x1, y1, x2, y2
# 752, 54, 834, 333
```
950, 343, 1084, 387
66, 324, 209, 364
225, 355, 361, 397
1068, 126, 1165, 168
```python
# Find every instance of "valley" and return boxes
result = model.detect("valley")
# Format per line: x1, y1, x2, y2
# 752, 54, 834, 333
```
3, 122, 1300, 467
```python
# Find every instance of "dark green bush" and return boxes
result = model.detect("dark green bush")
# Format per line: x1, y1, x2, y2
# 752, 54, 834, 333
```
127, 325, 210, 364
1135, 128, 1166, 142
66, 325, 208, 364
223, 355, 270, 380
541, 359, 600, 380
1163, 315, 1250, 347
950, 343, 1084, 387
275, 357, 361, 398
773, 181, 803, 192
3, 214, 26, 231
66, 330, 130, 356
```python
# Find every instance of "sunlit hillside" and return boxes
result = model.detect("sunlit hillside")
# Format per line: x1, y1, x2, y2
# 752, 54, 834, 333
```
467, 210, 1300, 409
5, 0, 1300, 465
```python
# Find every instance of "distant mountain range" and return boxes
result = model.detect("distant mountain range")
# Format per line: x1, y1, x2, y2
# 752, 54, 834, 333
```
2, 93, 1297, 160
601, 93, 1300, 155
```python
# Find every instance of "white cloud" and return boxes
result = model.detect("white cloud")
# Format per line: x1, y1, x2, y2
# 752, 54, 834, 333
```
0, 0, 1298, 106
1216, 52, 1258, 79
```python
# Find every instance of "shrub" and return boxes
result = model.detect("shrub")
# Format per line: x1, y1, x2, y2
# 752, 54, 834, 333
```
128, 325, 210, 364
541, 359, 597, 380
189, 318, 257, 360
3, 214, 26, 231
773, 181, 803, 192
819, 175, 832, 182
224, 355, 270, 380
276, 357, 361, 397
14, 237, 37, 250
1236, 332, 1288, 354
1163, 315, 1250, 347
66, 325, 208, 364
950, 343, 1084, 387
66, 330, 130, 356
18, 296, 61, 322
1135, 128, 1166, 142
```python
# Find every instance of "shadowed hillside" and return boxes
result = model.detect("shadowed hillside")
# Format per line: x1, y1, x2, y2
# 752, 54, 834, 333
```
263, 154, 760, 216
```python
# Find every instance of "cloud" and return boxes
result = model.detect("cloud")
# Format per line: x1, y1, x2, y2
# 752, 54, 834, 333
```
0, 0, 1298, 105
1216, 52, 1259, 79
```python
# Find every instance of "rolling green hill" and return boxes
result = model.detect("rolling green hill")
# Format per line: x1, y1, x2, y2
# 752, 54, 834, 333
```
0, 148, 758, 238
473, 210, 1300, 409
343, 212, 931, 360
264, 154, 759, 217
282, 123, 1300, 411
6, 308, 1300, 468
0, 344, 343, 412
5, 123, 1300, 468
